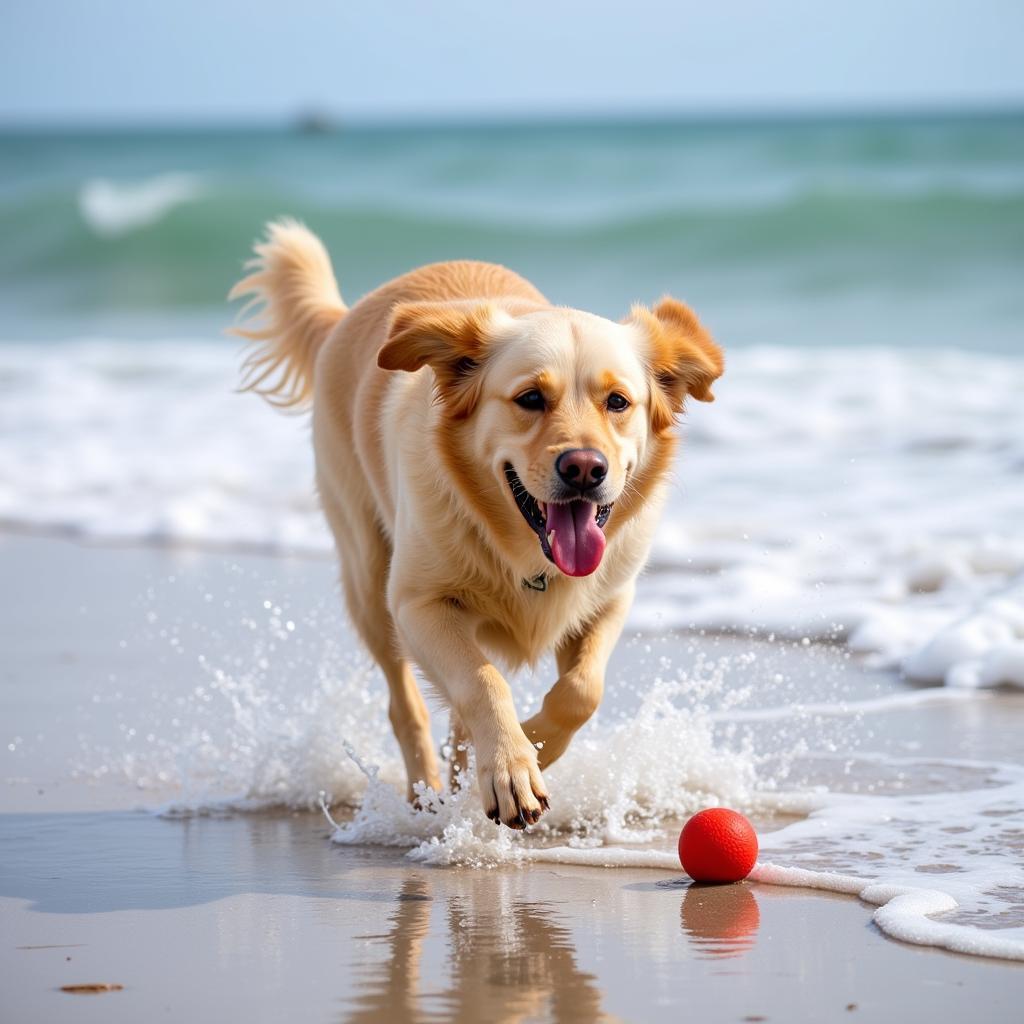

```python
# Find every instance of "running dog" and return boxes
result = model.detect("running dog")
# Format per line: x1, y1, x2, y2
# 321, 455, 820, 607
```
231, 220, 722, 828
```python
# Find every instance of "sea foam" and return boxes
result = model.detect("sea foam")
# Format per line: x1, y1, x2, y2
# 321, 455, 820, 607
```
78, 174, 205, 237
4, 339, 1022, 689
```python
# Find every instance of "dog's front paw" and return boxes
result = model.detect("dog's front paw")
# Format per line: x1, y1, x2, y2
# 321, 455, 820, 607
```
477, 734, 550, 829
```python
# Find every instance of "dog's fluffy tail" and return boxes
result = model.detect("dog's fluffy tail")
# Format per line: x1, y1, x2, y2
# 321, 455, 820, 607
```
229, 219, 346, 410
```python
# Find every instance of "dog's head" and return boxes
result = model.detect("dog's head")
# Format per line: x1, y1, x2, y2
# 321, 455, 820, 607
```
378, 297, 722, 578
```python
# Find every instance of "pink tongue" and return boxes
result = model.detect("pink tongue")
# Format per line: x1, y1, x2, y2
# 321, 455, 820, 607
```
547, 501, 606, 577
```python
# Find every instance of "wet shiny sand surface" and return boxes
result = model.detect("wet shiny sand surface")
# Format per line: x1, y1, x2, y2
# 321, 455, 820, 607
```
2, 809, 1021, 1023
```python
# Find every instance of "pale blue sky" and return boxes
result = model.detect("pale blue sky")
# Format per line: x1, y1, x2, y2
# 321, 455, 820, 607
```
3, 0, 1024, 123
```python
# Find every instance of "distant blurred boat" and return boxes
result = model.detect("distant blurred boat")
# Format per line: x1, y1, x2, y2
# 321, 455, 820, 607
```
293, 110, 340, 134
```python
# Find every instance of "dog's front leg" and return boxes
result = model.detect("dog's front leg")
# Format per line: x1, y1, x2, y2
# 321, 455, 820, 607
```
394, 598, 550, 829
521, 585, 634, 770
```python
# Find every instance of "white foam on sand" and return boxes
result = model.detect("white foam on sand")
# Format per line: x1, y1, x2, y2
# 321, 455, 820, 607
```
749, 762, 1024, 962
745, 760, 1024, 960
752, 865, 1024, 962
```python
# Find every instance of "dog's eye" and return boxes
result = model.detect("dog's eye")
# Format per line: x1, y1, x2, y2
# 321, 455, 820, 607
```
607, 392, 630, 412
514, 389, 546, 411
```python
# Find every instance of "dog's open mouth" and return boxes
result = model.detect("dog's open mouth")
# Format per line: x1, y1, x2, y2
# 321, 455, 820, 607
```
504, 464, 612, 577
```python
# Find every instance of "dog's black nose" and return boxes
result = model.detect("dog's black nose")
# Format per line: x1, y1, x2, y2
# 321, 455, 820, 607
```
556, 448, 608, 492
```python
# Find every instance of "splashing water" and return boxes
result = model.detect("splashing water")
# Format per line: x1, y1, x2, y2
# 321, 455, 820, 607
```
64, 547, 1024, 965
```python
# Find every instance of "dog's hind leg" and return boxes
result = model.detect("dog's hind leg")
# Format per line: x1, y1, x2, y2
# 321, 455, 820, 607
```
324, 494, 441, 802
446, 710, 471, 792
344, 566, 442, 802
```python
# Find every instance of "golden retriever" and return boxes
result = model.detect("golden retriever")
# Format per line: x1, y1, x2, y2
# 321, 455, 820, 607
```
230, 220, 722, 829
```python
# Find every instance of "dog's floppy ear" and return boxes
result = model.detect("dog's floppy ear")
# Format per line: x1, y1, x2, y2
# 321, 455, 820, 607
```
378, 300, 496, 416
633, 297, 723, 433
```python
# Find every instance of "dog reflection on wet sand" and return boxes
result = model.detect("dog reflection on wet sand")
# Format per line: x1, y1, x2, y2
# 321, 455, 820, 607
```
344, 874, 761, 1022
345, 875, 604, 1024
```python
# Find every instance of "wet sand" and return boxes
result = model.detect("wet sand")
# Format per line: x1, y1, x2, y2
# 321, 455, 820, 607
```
1, 536, 1022, 1022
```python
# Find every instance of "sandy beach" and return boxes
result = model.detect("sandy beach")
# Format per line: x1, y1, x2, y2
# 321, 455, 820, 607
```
2, 535, 1022, 1022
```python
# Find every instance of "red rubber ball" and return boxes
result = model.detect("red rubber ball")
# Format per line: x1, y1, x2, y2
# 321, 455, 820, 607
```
678, 808, 758, 883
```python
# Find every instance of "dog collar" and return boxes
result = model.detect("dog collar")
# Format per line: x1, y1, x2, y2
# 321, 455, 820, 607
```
522, 573, 548, 592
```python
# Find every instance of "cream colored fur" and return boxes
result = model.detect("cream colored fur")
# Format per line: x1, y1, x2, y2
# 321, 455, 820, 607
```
231, 219, 722, 828
229, 218, 347, 408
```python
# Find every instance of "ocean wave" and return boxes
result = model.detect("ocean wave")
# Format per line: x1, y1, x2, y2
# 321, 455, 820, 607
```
1, 178, 1021, 314
3, 115, 1022, 332
78, 173, 205, 237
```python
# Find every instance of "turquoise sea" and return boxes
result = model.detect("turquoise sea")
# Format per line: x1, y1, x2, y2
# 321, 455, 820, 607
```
1, 112, 1022, 348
